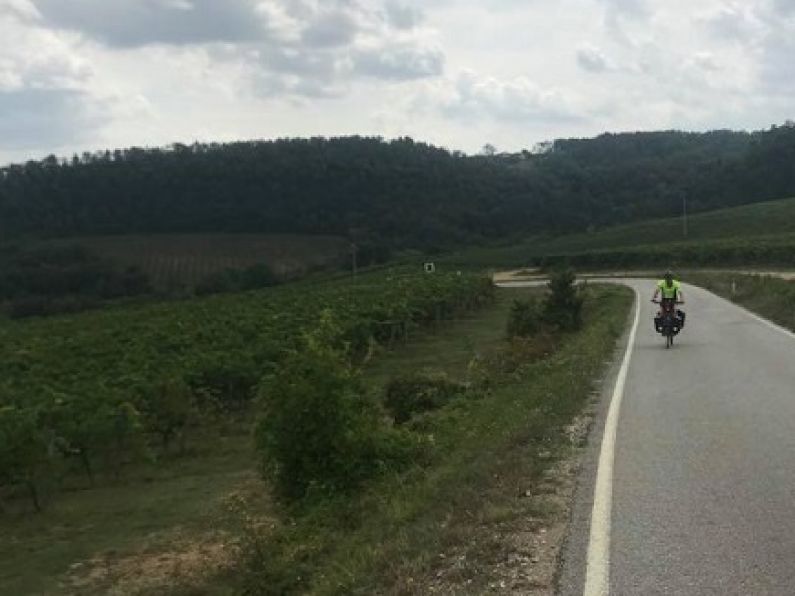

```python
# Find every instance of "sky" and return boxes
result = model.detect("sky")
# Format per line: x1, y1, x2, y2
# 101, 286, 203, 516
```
0, 0, 793, 163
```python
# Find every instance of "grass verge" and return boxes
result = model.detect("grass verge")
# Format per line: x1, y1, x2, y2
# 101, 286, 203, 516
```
242, 284, 634, 594
0, 433, 266, 595
688, 271, 795, 330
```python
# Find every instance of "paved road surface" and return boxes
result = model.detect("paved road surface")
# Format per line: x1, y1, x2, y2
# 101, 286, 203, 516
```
531, 280, 795, 595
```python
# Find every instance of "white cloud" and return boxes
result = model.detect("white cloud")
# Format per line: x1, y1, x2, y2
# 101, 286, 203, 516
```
0, 88, 111, 152
301, 9, 358, 48
1, 0, 795, 163
384, 2, 422, 30
354, 39, 444, 80
700, 3, 765, 42
0, 9, 90, 91
0, 6, 114, 157
414, 69, 583, 125
576, 45, 614, 73
31, 0, 267, 46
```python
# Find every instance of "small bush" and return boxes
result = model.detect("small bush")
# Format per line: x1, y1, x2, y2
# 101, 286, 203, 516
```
142, 378, 198, 453
506, 298, 542, 338
256, 318, 417, 502
188, 357, 261, 413
544, 268, 584, 331
384, 371, 467, 424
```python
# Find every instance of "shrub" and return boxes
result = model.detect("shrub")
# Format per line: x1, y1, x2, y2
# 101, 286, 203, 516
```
142, 379, 198, 453
188, 356, 261, 414
256, 319, 416, 502
195, 270, 238, 296
543, 268, 583, 331
384, 371, 467, 424
506, 298, 542, 338
240, 263, 278, 290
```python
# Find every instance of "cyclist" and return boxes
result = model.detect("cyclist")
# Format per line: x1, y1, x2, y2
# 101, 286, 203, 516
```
652, 271, 685, 332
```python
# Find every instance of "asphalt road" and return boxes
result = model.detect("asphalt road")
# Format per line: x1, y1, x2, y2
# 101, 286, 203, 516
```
550, 280, 795, 595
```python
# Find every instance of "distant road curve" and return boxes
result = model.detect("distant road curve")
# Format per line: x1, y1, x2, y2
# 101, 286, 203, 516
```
492, 269, 795, 285
500, 278, 795, 595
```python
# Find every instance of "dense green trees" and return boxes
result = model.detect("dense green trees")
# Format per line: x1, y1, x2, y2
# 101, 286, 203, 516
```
0, 245, 150, 317
2, 125, 794, 251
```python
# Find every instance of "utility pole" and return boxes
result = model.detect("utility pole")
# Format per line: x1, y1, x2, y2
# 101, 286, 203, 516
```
351, 242, 358, 280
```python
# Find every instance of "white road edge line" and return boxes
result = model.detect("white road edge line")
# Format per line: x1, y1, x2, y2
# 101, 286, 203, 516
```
687, 283, 795, 342
583, 288, 641, 596
740, 308, 795, 340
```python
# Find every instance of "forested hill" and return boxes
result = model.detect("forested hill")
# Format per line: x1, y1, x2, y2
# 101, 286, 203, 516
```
2, 124, 794, 250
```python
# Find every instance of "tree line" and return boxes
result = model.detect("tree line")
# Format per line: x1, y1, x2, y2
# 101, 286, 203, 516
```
1, 124, 794, 251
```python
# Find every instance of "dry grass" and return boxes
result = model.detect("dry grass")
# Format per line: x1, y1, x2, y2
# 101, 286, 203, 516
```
63, 531, 239, 595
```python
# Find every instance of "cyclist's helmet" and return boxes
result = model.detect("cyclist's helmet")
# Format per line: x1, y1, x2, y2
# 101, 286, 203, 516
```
664, 270, 674, 283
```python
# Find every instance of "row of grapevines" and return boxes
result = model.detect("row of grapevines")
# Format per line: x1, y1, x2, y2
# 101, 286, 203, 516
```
0, 269, 493, 509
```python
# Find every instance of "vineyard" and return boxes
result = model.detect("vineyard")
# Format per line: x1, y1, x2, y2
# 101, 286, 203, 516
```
533, 195, 795, 255
538, 233, 795, 270
445, 195, 795, 271
48, 233, 350, 290
0, 269, 493, 511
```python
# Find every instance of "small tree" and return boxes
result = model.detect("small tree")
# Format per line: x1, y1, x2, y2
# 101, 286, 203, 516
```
256, 316, 415, 502
105, 401, 147, 477
543, 268, 583, 331
0, 406, 53, 512
47, 394, 112, 485
144, 379, 197, 453
47, 393, 146, 483
506, 298, 542, 338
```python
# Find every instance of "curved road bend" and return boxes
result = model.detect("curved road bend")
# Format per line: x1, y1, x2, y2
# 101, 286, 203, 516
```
504, 279, 795, 595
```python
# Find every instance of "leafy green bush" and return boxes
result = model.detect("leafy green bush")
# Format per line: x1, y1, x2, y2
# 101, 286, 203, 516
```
256, 319, 417, 502
187, 356, 263, 414
506, 298, 542, 338
543, 268, 583, 331
384, 371, 467, 424
142, 379, 198, 453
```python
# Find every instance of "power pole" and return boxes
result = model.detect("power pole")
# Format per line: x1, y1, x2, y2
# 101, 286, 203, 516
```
351, 242, 358, 280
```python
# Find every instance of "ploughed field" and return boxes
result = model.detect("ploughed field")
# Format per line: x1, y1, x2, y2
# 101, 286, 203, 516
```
45, 233, 350, 289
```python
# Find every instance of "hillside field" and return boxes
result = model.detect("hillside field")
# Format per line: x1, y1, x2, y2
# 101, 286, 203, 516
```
46, 233, 350, 290
446, 196, 795, 270
534, 195, 795, 255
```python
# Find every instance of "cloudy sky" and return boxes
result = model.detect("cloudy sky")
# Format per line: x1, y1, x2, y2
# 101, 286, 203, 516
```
0, 0, 793, 163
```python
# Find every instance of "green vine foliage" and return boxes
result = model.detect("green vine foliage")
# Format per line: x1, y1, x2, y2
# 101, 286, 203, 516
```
0, 270, 491, 509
